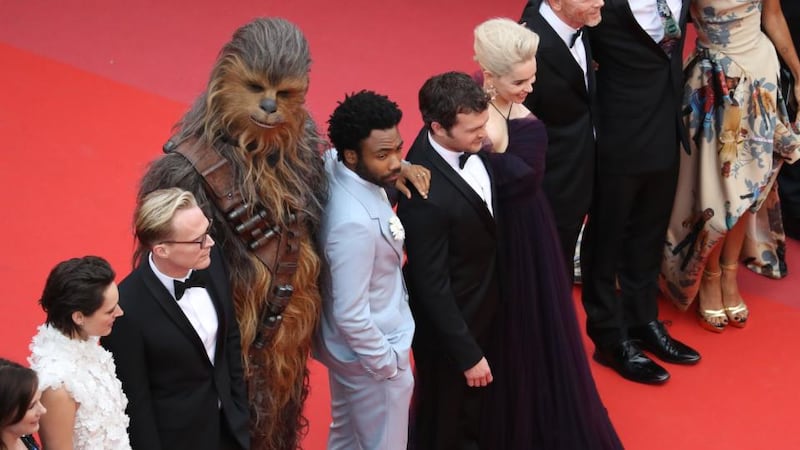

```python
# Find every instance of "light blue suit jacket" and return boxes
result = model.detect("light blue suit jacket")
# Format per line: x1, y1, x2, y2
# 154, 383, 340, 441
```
314, 153, 415, 380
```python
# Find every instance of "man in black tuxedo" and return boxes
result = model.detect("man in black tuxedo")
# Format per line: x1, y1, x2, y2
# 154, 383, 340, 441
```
582, 0, 700, 385
101, 188, 249, 450
778, 0, 800, 240
397, 71, 498, 450
520, 0, 603, 279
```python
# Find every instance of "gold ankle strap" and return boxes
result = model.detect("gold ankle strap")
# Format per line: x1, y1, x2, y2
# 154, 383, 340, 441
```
724, 303, 748, 314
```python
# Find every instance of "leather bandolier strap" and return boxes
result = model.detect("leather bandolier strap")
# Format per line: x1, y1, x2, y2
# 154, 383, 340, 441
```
164, 138, 303, 349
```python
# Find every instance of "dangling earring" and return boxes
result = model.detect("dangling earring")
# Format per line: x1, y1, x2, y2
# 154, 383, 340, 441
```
485, 84, 497, 101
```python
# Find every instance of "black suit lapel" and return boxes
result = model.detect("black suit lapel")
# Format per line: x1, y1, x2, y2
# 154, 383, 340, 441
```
140, 263, 216, 367
529, 6, 589, 101
584, 31, 597, 101
671, 0, 692, 60
422, 137, 496, 233
476, 150, 500, 223
205, 256, 229, 366
679, 0, 690, 28
610, 0, 669, 58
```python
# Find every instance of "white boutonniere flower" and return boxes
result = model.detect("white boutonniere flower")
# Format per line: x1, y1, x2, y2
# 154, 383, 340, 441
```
388, 216, 405, 241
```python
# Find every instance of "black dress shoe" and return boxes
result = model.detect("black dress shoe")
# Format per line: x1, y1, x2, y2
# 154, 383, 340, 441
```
593, 340, 670, 385
629, 320, 701, 365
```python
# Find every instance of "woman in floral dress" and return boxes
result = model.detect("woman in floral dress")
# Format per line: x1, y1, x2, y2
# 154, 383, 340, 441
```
660, 0, 800, 331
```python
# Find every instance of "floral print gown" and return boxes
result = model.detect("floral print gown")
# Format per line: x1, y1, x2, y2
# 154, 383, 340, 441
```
660, 0, 800, 309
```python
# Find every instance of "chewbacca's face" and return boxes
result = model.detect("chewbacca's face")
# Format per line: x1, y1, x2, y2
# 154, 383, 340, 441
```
209, 55, 309, 143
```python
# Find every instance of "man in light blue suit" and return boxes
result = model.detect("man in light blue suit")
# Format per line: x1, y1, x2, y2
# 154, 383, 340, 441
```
314, 91, 416, 450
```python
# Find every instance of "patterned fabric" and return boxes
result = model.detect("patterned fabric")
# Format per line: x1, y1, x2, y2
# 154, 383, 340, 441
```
660, 0, 800, 309
656, 0, 681, 55
29, 325, 132, 450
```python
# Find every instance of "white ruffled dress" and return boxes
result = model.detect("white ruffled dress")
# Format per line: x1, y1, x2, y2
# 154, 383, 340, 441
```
29, 324, 131, 450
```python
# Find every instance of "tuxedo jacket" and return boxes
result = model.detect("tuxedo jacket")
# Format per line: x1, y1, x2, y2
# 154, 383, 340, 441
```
588, 0, 691, 175
397, 129, 500, 371
521, 0, 596, 230
101, 246, 249, 450
314, 155, 415, 380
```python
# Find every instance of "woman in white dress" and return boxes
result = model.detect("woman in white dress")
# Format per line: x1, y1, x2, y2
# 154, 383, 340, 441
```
28, 256, 131, 450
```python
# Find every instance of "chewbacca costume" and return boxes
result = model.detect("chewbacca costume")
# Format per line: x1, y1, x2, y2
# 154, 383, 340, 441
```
138, 18, 327, 450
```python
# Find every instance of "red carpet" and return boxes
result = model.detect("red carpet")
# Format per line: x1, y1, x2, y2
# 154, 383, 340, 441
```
2, 2, 800, 449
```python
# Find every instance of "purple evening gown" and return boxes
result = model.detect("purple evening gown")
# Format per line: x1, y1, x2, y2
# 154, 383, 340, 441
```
481, 116, 622, 449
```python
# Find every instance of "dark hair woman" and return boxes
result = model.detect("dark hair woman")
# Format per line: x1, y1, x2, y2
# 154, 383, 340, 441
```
27, 256, 130, 450
0, 358, 45, 450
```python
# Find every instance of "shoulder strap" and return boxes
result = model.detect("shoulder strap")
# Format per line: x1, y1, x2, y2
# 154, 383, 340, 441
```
166, 138, 304, 347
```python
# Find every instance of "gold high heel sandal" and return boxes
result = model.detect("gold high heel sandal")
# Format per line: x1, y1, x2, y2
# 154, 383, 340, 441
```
720, 262, 749, 328
697, 268, 727, 333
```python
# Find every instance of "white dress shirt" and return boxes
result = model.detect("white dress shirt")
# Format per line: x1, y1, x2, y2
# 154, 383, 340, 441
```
428, 133, 493, 216
149, 253, 219, 364
540, 0, 589, 89
628, 0, 683, 43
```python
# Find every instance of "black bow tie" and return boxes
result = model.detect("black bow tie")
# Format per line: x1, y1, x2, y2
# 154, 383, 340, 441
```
173, 271, 208, 300
458, 153, 473, 169
570, 28, 583, 48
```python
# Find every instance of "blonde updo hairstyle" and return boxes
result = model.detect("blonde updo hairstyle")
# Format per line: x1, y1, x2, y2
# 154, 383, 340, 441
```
474, 17, 540, 77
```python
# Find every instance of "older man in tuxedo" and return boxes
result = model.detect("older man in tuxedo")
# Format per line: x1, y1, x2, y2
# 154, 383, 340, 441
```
314, 90, 416, 450
581, 0, 701, 385
520, 0, 603, 279
101, 188, 249, 450
398, 72, 498, 450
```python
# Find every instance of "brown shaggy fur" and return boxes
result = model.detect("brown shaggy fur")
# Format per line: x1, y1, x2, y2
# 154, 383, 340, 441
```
137, 18, 327, 450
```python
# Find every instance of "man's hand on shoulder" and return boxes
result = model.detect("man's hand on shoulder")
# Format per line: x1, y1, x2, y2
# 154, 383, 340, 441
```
396, 161, 430, 199
463, 356, 492, 387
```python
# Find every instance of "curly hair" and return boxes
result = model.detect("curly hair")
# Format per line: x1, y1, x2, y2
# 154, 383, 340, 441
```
327, 90, 402, 161
419, 71, 489, 132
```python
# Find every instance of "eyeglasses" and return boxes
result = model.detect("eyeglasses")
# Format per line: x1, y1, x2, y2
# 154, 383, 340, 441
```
160, 219, 214, 249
